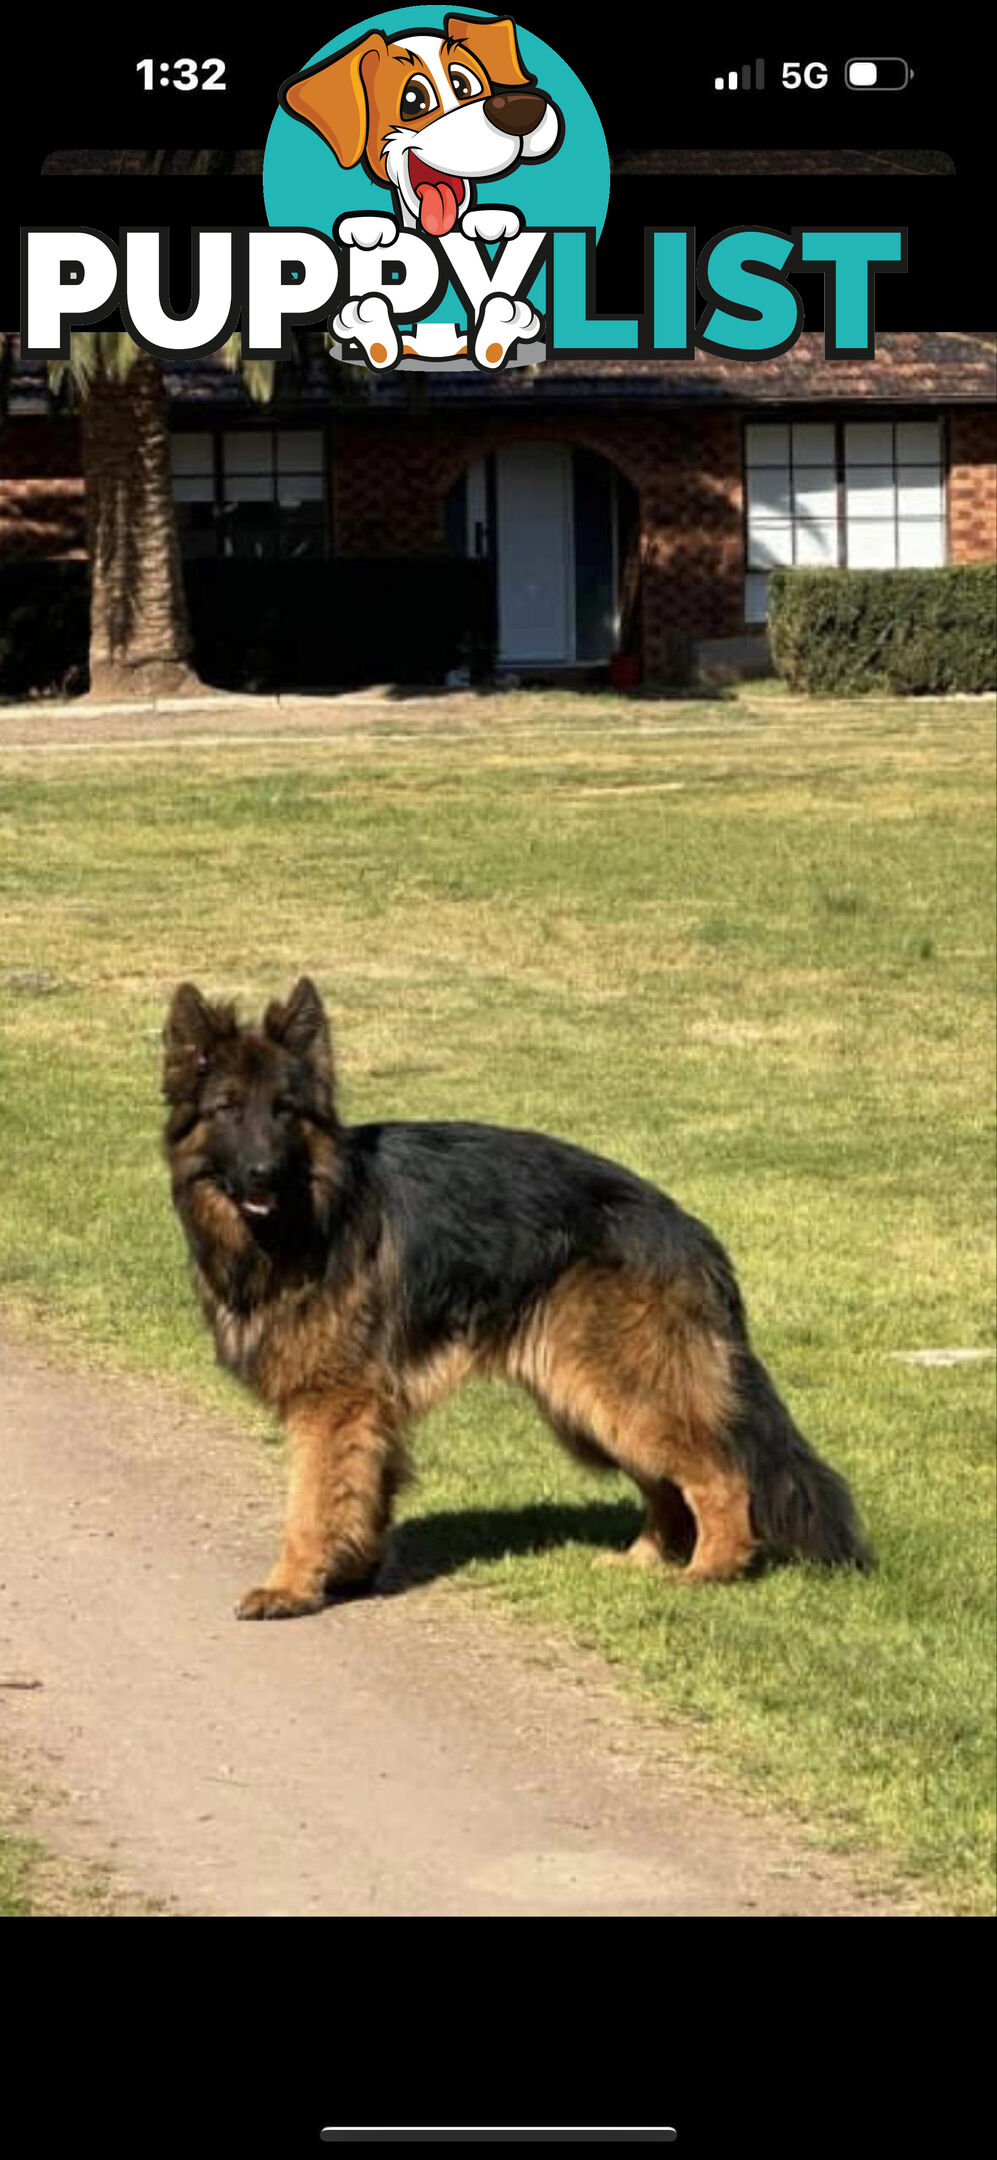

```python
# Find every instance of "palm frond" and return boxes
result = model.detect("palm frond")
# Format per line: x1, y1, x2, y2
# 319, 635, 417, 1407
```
216, 335, 275, 405
47, 331, 143, 401
0, 331, 12, 424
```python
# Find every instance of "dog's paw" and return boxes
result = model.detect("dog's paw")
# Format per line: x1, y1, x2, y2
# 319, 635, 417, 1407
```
236, 1584, 325, 1621
335, 213, 397, 250
332, 295, 399, 369
460, 205, 522, 242
472, 294, 541, 370
596, 1534, 672, 1571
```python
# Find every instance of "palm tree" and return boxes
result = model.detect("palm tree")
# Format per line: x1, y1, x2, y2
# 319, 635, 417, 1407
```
50, 333, 272, 701
0, 329, 12, 422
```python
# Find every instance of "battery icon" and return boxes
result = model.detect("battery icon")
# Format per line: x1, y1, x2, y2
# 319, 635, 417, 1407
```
845, 57, 912, 88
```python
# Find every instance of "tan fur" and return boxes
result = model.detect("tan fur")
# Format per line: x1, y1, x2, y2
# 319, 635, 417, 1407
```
282, 34, 389, 170
503, 1266, 757, 1581
281, 16, 529, 184
284, 32, 491, 182
165, 977, 867, 1614
400, 1339, 477, 1418
175, 1131, 758, 1602
238, 1387, 408, 1619
232, 1260, 758, 1610
445, 15, 530, 89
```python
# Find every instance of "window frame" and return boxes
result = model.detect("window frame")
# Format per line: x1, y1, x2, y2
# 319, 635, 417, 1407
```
741, 411, 948, 623
170, 423, 332, 561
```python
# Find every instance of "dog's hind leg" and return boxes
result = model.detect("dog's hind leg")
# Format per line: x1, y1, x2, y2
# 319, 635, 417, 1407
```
237, 1388, 407, 1620
670, 1467, 758, 1583
593, 1448, 755, 1582
516, 1266, 758, 1583
599, 1479, 697, 1569
613, 1373, 759, 1584
538, 1406, 692, 1566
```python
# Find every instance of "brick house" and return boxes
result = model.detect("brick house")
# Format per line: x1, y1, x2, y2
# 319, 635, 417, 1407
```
2, 332, 994, 687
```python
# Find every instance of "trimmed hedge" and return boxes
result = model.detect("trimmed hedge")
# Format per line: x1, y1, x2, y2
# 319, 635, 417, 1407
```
767, 564, 996, 695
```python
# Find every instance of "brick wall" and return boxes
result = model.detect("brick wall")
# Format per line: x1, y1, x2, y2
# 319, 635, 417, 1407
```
626, 411, 743, 672
948, 408, 997, 562
4, 399, 994, 686
332, 405, 744, 680
0, 417, 85, 559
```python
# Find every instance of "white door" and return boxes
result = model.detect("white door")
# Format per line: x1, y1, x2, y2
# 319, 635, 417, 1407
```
495, 444, 575, 664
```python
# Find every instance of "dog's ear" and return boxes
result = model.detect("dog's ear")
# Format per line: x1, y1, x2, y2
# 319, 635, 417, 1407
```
264, 978, 333, 1084
445, 15, 532, 87
280, 33, 387, 169
162, 984, 237, 1100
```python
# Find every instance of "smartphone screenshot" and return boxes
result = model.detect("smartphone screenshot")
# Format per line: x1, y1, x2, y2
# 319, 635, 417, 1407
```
0, 10, 992, 2153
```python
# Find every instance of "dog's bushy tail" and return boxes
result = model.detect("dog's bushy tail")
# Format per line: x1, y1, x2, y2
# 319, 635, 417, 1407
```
731, 1348, 872, 1570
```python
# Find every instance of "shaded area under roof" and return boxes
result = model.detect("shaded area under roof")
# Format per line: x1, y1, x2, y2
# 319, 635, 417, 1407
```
39, 147, 955, 179
615, 147, 955, 177
4, 332, 995, 420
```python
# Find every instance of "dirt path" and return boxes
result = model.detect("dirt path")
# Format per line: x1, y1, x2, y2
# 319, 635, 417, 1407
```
0, 688, 450, 753
0, 1331, 920, 1917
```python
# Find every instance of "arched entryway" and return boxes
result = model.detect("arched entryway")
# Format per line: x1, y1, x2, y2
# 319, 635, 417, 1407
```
447, 443, 639, 670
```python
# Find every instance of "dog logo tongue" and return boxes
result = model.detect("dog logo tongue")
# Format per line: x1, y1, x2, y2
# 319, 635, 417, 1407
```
409, 153, 461, 236
417, 180, 459, 235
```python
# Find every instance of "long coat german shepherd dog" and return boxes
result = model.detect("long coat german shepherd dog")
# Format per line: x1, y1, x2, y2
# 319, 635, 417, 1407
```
163, 977, 870, 1618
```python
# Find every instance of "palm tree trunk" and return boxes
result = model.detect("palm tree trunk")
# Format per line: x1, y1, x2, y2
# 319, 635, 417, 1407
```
81, 350, 200, 700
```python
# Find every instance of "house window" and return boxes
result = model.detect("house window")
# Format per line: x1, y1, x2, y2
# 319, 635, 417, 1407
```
170, 429, 327, 559
744, 418, 946, 623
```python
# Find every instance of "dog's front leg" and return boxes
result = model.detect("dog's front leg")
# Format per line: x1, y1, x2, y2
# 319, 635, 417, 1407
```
336, 213, 398, 249
331, 216, 403, 369
237, 1389, 401, 1620
472, 293, 542, 370
459, 206, 522, 242
332, 294, 400, 370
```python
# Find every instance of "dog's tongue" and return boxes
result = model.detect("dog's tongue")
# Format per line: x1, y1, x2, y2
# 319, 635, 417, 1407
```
416, 178, 460, 236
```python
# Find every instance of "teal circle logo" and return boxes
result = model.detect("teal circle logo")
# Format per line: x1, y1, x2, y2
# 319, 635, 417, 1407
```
263, 11, 610, 350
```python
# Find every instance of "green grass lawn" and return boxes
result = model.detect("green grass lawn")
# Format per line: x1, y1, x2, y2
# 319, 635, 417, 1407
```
1, 684, 994, 1911
0, 1826, 39, 1917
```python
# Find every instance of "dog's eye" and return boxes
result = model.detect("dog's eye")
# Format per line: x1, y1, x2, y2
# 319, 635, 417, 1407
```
400, 74, 435, 118
449, 65, 482, 101
209, 1098, 239, 1119
274, 1097, 298, 1119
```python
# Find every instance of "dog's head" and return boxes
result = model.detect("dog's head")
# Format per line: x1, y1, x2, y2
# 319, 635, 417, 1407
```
162, 978, 339, 1237
281, 14, 563, 234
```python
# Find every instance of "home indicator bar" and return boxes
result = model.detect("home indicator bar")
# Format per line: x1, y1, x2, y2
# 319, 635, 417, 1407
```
319, 2133, 678, 2146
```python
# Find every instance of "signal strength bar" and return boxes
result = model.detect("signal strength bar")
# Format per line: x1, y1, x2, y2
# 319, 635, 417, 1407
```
714, 59, 765, 89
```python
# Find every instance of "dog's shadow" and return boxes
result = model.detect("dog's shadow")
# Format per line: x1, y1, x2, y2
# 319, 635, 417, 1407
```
377, 1498, 644, 1595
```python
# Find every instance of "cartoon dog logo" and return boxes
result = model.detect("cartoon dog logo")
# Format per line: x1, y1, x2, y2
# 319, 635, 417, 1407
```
280, 15, 563, 368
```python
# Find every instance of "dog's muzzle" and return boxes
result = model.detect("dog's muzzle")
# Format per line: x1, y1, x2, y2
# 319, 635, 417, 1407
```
483, 91, 549, 136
